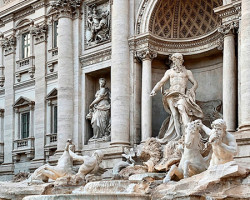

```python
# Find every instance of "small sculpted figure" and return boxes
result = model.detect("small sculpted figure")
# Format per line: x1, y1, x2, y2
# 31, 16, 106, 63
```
86, 78, 111, 141
112, 147, 136, 179
163, 120, 209, 183
69, 148, 105, 182
151, 53, 203, 143
200, 119, 237, 167
29, 139, 75, 184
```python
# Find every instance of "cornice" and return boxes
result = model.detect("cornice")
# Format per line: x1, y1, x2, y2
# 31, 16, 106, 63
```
80, 47, 111, 68
129, 31, 223, 56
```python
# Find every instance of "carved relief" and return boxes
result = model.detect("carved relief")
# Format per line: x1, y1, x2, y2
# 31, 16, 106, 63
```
85, 2, 110, 47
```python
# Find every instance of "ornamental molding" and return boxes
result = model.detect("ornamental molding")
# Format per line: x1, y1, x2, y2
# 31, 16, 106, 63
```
129, 31, 223, 56
80, 48, 111, 67
50, 0, 82, 18
31, 23, 48, 44
214, 0, 241, 25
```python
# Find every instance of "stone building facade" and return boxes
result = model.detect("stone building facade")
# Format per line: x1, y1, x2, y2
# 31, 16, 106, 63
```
0, 0, 249, 180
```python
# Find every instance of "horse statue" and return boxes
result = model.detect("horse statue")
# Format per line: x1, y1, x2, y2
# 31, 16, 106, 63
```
163, 120, 209, 183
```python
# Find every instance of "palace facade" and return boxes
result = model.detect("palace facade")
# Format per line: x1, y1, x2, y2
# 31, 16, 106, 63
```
0, 0, 249, 180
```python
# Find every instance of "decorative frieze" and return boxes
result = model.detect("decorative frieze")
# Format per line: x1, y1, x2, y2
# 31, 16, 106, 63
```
80, 48, 111, 67
31, 23, 48, 44
50, 0, 82, 18
1, 35, 16, 56
85, 2, 111, 47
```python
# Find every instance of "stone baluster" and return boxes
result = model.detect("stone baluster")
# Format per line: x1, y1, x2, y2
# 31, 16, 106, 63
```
51, 0, 81, 151
137, 50, 157, 141
218, 23, 237, 132
110, 0, 130, 146
239, 0, 250, 132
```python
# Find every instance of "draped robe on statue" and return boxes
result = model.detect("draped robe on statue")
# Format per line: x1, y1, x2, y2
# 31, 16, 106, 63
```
158, 89, 203, 144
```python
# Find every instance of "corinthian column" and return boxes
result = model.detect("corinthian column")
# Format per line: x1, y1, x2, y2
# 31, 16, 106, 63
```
137, 50, 157, 141
219, 23, 237, 132
51, 0, 81, 151
239, 0, 250, 132
111, 0, 130, 146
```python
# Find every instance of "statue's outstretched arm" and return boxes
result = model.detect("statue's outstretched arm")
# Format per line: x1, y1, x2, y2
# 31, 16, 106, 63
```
150, 71, 170, 96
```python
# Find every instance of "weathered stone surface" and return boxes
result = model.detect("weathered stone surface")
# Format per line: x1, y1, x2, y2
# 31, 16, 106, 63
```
0, 181, 52, 200
152, 161, 250, 200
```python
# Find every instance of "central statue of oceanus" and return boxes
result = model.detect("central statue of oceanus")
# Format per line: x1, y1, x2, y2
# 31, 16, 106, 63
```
150, 53, 203, 143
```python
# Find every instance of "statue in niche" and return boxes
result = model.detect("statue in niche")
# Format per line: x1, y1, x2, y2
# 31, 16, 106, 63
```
199, 119, 237, 167
150, 53, 203, 143
86, 4, 110, 45
86, 78, 111, 141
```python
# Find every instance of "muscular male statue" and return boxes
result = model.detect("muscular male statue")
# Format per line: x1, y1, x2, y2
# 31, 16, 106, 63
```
200, 119, 237, 167
150, 53, 203, 143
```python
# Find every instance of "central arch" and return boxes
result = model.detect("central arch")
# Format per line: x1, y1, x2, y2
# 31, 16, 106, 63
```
134, 0, 223, 55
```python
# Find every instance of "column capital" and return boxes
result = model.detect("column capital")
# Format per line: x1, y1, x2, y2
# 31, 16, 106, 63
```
50, 0, 81, 19
31, 23, 48, 45
218, 21, 239, 36
136, 49, 157, 62
1, 35, 16, 56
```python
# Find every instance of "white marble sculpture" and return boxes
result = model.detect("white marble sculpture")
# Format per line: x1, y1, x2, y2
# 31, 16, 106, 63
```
69, 148, 105, 182
163, 120, 209, 183
150, 53, 203, 143
29, 140, 75, 184
86, 78, 111, 141
200, 119, 237, 167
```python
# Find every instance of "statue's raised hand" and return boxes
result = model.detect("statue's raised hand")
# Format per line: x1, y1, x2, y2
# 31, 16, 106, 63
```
150, 90, 156, 96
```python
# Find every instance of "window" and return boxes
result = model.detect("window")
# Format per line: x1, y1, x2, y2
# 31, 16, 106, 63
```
53, 105, 57, 133
53, 21, 58, 48
21, 112, 30, 138
22, 32, 30, 58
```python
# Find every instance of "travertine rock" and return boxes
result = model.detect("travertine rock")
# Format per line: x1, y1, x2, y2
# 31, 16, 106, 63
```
139, 138, 162, 173
152, 161, 250, 200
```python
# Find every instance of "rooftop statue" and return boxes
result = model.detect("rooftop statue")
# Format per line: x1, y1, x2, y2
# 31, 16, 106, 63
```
200, 119, 238, 167
150, 53, 203, 143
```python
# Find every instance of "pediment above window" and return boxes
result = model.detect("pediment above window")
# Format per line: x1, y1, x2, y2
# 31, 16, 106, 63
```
13, 96, 35, 109
46, 88, 57, 100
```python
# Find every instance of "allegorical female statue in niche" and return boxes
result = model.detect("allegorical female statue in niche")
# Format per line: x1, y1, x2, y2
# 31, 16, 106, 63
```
86, 78, 111, 141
